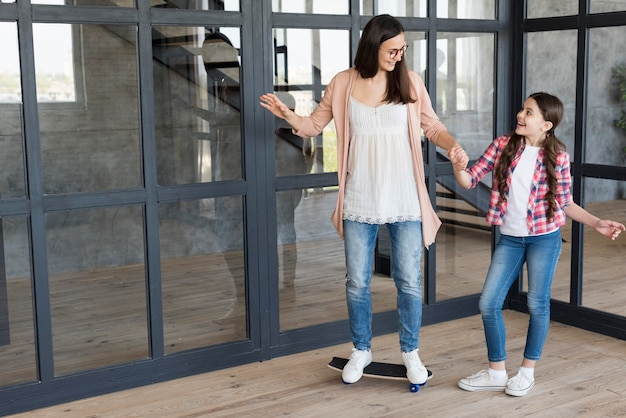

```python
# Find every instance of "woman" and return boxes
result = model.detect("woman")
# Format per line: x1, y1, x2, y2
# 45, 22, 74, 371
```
449, 92, 624, 396
260, 14, 464, 385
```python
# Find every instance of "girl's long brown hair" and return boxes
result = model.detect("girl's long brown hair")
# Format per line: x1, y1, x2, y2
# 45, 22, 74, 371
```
353, 14, 415, 104
494, 92, 566, 221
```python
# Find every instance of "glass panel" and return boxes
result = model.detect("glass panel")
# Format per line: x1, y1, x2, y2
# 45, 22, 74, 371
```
527, 0, 578, 18
33, 0, 136, 6
582, 179, 625, 316
273, 29, 349, 87
0, 22, 26, 199
435, 195, 492, 301
34, 23, 142, 194
278, 188, 355, 331
403, 31, 427, 75
33, 24, 76, 103
272, 28, 349, 174
591, 0, 626, 13
272, 0, 348, 14
525, 30, 577, 302
436, 33, 495, 160
434, 32, 494, 300
154, 27, 242, 185
0, 216, 36, 387
437, 0, 496, 19
586, 26, 626, 165
47, 206, 147, 376
360, 0, 427, 17
526, 30, 577, 154
152, 0, 239, 11
160, 197, 246, 353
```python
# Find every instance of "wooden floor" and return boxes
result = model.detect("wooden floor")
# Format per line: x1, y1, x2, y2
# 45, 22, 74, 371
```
11, 310, 626, 418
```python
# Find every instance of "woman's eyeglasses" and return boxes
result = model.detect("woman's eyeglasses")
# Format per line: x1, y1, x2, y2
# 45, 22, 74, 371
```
384, 44, 409, 59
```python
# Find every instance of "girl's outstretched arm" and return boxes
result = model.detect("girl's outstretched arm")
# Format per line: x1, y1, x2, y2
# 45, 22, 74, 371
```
564, 203, 625, 240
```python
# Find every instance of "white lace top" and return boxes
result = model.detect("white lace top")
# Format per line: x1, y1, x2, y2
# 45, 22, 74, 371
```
343, 97, 421, 224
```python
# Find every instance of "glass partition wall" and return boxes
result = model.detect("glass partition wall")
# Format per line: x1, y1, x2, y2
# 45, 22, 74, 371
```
0, 1, 625, 415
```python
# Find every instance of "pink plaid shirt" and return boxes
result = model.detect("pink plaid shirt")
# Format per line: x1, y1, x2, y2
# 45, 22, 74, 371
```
466, 135, 572, 235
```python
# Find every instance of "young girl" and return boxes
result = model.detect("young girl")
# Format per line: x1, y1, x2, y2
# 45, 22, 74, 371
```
261, 15, 465, 385
449, 92, 624, 396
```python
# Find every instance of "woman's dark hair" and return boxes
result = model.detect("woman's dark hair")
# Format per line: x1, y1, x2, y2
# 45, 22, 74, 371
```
494, 92, 566, 221
353, 14, 415, 104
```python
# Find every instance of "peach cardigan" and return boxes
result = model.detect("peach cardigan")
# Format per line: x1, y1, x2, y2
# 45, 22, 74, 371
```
294, 67, 448, 248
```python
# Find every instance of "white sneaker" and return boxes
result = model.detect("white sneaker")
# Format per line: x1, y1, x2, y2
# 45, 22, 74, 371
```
458, 369, 507, 392
342, 348, 372, 384
505, 371, 535, 396
401, 349, 428, 384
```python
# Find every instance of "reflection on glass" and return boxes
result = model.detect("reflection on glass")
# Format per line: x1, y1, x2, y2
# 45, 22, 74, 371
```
46, 206, 147, 376
586, 26, 626, 166
273, 28, 348, 86
35, 23, 142, 194
437, 0, 495, 19
0, 216, 36, 387
272, 28, 349, 175
0, 22, 25, 199
160, 197, 246, 353
432, 33, 494, 301
526, 31, 577, 153
152, 0, 239, 11
591, 1, 626, 13
278, 188, 358, 331
582, 179, 626, 316
360, 0, 426, 17
435, 186, 491, 300
527, 0, 578, 18
436, 33, 494, 160
274, 92, 315, 177
154, 26, 242, 185
272, 0, 348, 14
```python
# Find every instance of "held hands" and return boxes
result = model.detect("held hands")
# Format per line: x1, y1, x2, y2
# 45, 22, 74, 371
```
447, 145, 472, 189
594, 219, 625, 240
447, 146, 469, 171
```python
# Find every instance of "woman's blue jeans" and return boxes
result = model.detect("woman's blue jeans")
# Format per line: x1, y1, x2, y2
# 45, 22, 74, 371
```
343, 219, 423, 353
479, 230, 562, 362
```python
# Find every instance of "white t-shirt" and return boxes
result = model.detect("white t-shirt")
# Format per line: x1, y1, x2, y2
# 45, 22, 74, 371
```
500, 145, 540, 236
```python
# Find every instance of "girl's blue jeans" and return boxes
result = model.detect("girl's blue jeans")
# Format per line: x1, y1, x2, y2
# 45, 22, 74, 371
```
343, 219, 423, 353
479, 230, 562, 362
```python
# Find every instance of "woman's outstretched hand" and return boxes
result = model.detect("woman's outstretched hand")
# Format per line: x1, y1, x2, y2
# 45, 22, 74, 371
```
260, 93, 291, 119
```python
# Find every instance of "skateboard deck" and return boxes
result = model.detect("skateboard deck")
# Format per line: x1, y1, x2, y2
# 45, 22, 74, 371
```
328, 356, 433, 392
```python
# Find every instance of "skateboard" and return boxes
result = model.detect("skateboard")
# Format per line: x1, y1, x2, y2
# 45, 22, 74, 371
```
327, 357, 433, 393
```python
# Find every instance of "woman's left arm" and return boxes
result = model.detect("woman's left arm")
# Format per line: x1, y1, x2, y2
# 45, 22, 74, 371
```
434, 130, 460, 151
563, 203, 625, 240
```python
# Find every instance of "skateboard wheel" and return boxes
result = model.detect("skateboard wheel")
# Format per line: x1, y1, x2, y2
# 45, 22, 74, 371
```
409, 383, 419, 392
